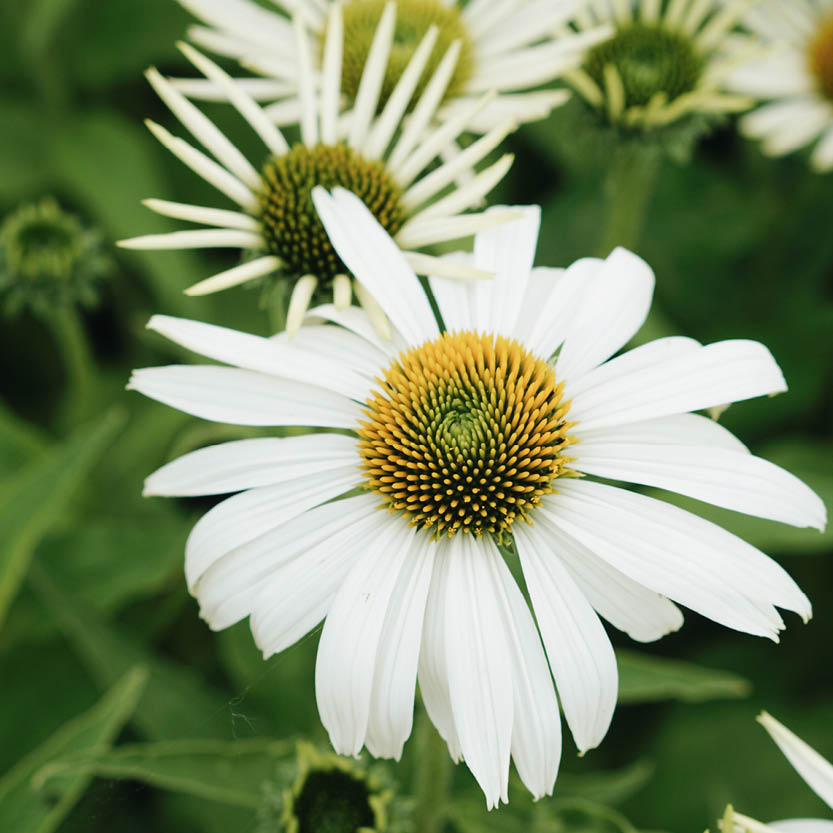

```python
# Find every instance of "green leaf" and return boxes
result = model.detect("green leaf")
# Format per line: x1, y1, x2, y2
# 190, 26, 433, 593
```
618, 650, 751, 704
556, 760, 655, 807
0, 410, 125, 629
29, 563, 268, 741
0, 666, 147, 833
0, 401, 48, 476
35, 738, 292, 810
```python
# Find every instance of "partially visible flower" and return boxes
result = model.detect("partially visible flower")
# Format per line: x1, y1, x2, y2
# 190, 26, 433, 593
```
119, 24, 519, 335
721, 713, 833, 833
173, 0, 603, 135
260, 742, 408, 833
0, 197, 112, 315
564, 0, 756, 133
130, 191, 824, 808
727, 0, 833, 172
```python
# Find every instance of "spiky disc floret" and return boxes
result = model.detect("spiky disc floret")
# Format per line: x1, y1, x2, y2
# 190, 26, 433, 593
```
810, 12, 833, 102
358, 331, 574, 538
583, 23, 704, 109
259, 144, 405, 283
331, 0, 474, 112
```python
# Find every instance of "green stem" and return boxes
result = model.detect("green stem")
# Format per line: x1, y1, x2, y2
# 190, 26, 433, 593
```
597, 143, 662, 256
266, 280, 288, 335
46, 305, 95, 428
412, 707, 453, 833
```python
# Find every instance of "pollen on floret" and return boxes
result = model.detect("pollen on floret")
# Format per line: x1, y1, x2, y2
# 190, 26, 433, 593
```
358, 331, 575, 539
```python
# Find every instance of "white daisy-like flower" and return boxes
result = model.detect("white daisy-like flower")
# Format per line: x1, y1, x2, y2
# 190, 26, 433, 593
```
118, 22, 520, 334
129, 189, 825, 808
729, 713, 833, 833
564, 0, 757, 129
726, 0, 833, 172
171, 0, 606, 135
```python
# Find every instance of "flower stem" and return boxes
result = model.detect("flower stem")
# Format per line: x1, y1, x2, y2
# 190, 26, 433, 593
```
46, 305, 95, 428
266, 279, 289, 335
597, 143, 662, 256
412, 707, 453, 833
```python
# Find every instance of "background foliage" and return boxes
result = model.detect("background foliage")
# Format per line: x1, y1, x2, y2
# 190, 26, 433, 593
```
1, 0, 831, 830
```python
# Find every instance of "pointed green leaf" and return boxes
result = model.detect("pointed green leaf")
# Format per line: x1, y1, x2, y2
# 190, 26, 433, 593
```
0, 410, 125, 628
618, 651, 751, 704
0, 666, 147, 833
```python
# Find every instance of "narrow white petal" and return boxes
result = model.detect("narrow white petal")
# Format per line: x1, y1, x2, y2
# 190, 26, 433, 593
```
365, 535, 436, 760
533, 514, 684, 643
567, 339, 787, 432
543, 480, 811, 637
286, 274, 318, 338
184, 256, 282, 296
445, 535, 513, 809
146, 314, 369, 400
403, 252, 491, 281
312, 186, 439, 346
249, 494, 384, 656
144, 433, 360, 497
316, 520, 416, 756
128, 365, 362, 428
118, 229, 262, 250
320, 2, 343, 145
759, 712, 833, 810
348, 0, 396, 149
555, 248, 655, 379
305, 302, 406, 356
293, 14, 319, 146
397, 210, 521, 249
184, 467, 359, 591
142, 199, 260, 231
515, 523, 617, 753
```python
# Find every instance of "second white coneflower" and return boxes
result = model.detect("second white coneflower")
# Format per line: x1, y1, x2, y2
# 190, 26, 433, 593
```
119, 10, 519, 334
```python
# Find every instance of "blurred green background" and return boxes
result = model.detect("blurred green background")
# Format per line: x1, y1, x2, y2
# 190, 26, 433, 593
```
1, 0, 831, 831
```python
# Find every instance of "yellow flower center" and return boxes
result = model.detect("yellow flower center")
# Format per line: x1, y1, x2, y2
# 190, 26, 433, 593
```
358, 331, 574, 538
326, 0, 475, 112
810, 12, 833, 101
258, 144, 404, 282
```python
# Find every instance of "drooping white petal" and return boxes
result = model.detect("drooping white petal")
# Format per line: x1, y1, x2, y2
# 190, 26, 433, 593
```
146, 315, 370, 400
185, 467, 360, 591
554, 248, 655, 380
305, 303, 406, 357
567, 339, 786, 432
532, 513, 684, 643
144, 433, 360, 497
312, 187, 439, 347
315, 520, 418, 757
771, 821, 833, 833
514, 522, 617, 753
128, 366, 361, 428
489, 541, 561, 799
365, 534, 436, 760
759, 712, 833, 811
444, 534, 513, 809
249, 494, 385, 657
542, 480, 811, 638
573, 427, 826, 530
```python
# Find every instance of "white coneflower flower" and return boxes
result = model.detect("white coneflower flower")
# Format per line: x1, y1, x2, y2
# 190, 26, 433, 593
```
727, 713, 833, 833
564, 0, 757, 130
118, 25, 519, 335
172, 0, 605, 135
726, 0, 833, 172
129, 190, 825, 808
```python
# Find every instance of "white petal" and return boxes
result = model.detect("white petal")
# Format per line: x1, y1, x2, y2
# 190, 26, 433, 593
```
315, 519, 417, 756
573, 430, 826, 529
365, 534, 436, 760
771, 822, 833, 833
144, 433, 360, 497
418, 541, 463, 763
512, 266, 564, 345
554, 248, 655, 380
444, 534, 513, 808
759, 712, 833, 811
532, 513, 684, 643
312, 187, 439, 347
304, 303, 406, 356
146, 315, 370, 400
249, 494, 385, 656
128, 365, 362, 428
427, 252, 477, 333
567, 339, 787, 432
469, 205, 541, 336
196, 492, 376, 631
489, 542, 561, 799
185, 467, 359, 591
514, 522, 617, 753
543, 480, 811, 638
